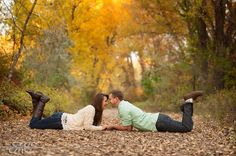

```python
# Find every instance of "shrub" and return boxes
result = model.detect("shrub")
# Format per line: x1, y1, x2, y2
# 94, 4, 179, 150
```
0, 80, 31, 119
24, 83, 79, 116
195, 89, 236, 127
135, 88, 191, 112
0, 80, 78, 120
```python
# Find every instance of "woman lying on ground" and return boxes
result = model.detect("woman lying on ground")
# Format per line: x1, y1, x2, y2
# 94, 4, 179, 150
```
26, 90, 108, 130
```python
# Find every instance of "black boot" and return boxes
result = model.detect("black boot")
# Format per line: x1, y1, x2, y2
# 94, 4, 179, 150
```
32, 93, 50, 119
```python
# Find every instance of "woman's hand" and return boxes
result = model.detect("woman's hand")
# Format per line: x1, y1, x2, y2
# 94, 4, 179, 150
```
101, 125, 107, 130
101, 125, 111, 130
102, 125, 114, 130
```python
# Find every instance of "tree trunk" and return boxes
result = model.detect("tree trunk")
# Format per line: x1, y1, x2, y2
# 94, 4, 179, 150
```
197, 0, 209, 90
138, 51, 146, 75
8, 0, 38, 81
127, 55, 137, 88
212, 0, 227, 90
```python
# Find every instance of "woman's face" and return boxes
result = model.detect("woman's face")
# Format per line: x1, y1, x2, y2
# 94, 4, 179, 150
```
102, 96, 108, 110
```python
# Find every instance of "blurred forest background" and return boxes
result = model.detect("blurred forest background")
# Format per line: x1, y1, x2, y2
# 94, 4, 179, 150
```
0, 0, 235, 128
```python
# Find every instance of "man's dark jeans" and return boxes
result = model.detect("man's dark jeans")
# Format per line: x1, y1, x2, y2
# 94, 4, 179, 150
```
155, 102, 193, 133
29, 112, 63, 130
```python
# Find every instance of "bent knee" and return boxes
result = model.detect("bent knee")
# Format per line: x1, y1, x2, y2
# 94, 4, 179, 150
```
184, 126, 193, 132
181, 124, 193, 133
29, 122, 40, 129
29, 123, 36, 129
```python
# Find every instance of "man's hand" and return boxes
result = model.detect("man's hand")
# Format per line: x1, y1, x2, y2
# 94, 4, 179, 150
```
105, 125, 114, 130
104, 125, 132, 131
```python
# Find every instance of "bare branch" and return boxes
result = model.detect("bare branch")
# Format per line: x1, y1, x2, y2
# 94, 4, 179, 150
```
2, 0, 23, 33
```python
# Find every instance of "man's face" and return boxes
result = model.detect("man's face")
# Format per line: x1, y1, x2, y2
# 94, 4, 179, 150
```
109, 94, 118, 106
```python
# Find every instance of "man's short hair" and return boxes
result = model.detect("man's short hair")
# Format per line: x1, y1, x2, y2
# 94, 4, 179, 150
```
110, 90, 124, 101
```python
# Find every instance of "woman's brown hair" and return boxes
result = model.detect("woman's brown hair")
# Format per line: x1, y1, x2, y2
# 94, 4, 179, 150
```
92, 93, 108, 126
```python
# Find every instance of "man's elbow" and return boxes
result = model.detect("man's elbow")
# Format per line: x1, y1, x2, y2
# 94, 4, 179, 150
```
126, 126, 132, 131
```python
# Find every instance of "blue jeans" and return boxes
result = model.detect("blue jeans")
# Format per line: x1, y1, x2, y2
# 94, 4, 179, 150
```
29, 112, 63, 129
155, 102, 193, 133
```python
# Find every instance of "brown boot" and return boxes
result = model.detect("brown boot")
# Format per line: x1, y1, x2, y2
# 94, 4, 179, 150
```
183, 91, 204, 101
32, 92, 50, 119
26, 90, 41, 113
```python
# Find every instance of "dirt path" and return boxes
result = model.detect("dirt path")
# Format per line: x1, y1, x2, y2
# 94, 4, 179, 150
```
0, 109, 235, 155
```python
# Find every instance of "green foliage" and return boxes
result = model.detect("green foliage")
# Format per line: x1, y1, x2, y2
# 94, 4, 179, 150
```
0, 51, 10, 79
141, 59, 192, 110
22, 23, 73, 88
224, 62, 236, 89
141, 70, 161, 96
195, 89, 236, 127
0, 79, 31, 119
77, 86, 97, 107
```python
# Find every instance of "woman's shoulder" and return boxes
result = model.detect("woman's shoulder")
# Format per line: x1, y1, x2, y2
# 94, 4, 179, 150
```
82, 105, 95, 112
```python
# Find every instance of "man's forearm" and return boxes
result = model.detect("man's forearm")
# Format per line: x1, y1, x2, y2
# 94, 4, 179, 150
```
110, 125, 132, 131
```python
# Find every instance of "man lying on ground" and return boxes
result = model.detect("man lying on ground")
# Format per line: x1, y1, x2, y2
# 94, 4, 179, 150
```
106, 90, 203, 132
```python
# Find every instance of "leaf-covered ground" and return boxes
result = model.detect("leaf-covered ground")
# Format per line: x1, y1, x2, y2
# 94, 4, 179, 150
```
0, 109, 235, 155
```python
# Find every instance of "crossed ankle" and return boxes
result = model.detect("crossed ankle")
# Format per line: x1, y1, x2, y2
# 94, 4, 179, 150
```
185, 98, 193, 103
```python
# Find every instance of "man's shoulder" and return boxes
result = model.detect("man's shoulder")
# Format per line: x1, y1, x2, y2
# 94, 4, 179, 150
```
120, 100, 133, 104
118, 100, 133, 112
118, 100, 129, 110
119, 100, 132, 108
